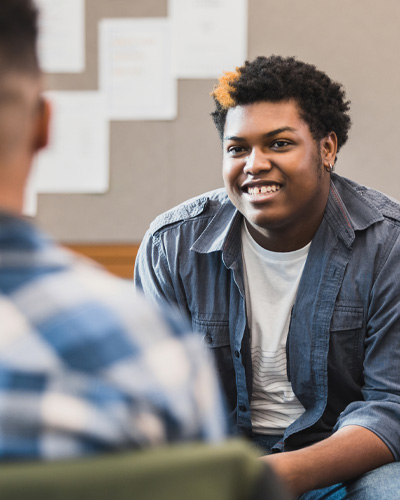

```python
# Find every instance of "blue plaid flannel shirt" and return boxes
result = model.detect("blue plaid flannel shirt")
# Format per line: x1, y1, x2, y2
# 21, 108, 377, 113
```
0, 212, 226, 460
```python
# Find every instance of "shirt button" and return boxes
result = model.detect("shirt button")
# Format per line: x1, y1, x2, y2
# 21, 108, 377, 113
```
204, 334, 212, 344
234, 350, 240, 358
239, 405, 247, 412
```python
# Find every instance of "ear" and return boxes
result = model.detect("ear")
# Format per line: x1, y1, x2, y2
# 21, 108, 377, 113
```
34, 97, 51, 152
320, 132, 338, 168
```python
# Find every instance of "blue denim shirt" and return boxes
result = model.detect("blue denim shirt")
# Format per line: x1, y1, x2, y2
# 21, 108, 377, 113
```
135, 174, 400, 458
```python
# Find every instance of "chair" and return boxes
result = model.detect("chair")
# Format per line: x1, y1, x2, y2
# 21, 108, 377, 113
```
0, 439, 290, 500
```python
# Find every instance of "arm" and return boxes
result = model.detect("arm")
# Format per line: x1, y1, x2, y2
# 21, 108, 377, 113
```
269, 224, 400, 497
134, 229, 194, 325
134, 231, 176, 304
262, 425, 394, 497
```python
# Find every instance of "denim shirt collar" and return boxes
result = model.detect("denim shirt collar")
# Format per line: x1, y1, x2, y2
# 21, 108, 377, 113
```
325, 174, 384, 247
191, 201, 243, 269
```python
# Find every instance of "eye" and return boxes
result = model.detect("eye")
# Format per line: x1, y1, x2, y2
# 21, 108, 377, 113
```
271, 140, 292, 150
227, 145, 248, 156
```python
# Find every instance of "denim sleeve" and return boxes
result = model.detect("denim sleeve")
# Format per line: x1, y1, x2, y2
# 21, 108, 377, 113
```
134, 229, 194, 328
134, 230, 176, 303
333, 226, 400, 460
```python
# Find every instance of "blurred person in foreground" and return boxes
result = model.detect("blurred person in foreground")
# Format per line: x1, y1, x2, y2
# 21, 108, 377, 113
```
135, 55, 400, 498
0, 0, 227, 460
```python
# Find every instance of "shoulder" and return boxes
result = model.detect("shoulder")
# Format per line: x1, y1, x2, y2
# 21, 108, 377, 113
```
148, 188, 230, 236
57, 248, 193, 339
334, 174, 400, 224
55, 257, 203, 374
23, 244, 191, 353
2, 232, 141, 331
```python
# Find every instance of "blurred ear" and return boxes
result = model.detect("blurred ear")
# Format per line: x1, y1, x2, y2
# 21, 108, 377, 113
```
34, 97, 51, 152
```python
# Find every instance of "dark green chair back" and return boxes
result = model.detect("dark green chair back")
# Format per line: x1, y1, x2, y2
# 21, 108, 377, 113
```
0, 439, 289, 500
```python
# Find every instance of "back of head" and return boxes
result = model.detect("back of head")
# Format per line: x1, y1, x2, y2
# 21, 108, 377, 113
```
0, 0, 39, 76
211, 55, 351, 154
0, 0, 41, 162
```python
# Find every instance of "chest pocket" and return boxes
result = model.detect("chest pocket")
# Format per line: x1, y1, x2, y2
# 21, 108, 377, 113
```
192, 317, 237, 412
329, 303, 364, 381
192, 316, 230, 354
330, 304, 364, 332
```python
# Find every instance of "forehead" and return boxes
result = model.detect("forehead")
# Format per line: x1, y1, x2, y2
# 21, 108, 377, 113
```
224, 100, 309, 138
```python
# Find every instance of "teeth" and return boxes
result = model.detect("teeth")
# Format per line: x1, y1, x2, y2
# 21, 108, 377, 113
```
248, 185, 280, 195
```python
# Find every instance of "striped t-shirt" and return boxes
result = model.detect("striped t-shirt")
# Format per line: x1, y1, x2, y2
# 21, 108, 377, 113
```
241, 222, 309, 435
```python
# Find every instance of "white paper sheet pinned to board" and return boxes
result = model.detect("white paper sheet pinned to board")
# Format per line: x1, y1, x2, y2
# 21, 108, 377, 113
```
99, 18, 177, 120
24, 91, 109, 217
36, 0, 85, 73
169, 0, 248, 78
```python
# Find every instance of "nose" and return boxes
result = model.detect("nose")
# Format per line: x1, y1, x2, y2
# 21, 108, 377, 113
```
243, 148, 271, 175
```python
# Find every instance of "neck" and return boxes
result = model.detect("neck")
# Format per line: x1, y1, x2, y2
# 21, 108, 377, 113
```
246, 188, 330, 252
247, 220, 322, 252
0, 158, 31, 216
0, 186, 25, 215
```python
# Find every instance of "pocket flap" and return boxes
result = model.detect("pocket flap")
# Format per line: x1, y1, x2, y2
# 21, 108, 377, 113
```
192, 318, 230, 348
330, 304, 363, 331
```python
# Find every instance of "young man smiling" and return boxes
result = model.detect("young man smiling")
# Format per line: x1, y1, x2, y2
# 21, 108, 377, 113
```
135, 56, 400, 498
222, 100, 334, 252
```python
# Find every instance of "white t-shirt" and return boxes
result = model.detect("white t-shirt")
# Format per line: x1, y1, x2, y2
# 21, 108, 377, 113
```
241, 222, 309, 435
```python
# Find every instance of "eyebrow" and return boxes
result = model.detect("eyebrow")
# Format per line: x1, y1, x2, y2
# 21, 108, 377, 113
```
224, 126, 297, 142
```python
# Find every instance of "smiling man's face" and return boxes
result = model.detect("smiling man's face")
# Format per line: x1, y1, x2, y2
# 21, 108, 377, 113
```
222, 99, 333, 252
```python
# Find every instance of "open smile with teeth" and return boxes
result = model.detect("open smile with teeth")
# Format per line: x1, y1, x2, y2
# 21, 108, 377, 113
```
247, 184, 281, 195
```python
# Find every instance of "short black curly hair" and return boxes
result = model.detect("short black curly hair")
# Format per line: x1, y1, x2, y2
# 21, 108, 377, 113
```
0, 0, 40, 76
211, 55, 351, 154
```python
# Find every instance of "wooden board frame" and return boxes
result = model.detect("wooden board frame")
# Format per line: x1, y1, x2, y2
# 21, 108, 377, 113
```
65, 243, 140, 279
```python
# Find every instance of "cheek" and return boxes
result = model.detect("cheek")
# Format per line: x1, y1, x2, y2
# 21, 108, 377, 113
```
222, 161, 233, 184
222, 173, 235, 196
222, 159, 242, 182
291, 158, 323, 189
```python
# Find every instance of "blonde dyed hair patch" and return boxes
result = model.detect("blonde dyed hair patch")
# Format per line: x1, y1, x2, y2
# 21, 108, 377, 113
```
211, 68, 241, 109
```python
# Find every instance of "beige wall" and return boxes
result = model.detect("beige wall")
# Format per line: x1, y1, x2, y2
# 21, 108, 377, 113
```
35, 0, 400, 242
